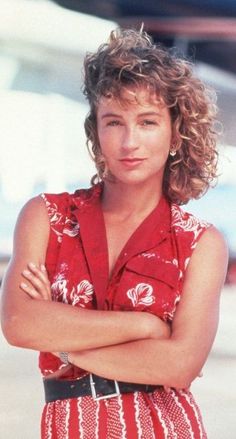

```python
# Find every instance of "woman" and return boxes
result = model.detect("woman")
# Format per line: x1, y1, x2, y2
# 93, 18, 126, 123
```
1, 28, 228, 438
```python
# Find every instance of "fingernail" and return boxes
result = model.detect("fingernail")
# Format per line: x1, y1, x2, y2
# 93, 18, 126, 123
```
29, 262, 36, 269
20, 282, 28, 289
23, 270, 30, 276
40, 264, 46, 271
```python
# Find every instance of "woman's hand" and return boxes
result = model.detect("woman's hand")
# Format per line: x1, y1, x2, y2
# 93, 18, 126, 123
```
20, 262, 52, 301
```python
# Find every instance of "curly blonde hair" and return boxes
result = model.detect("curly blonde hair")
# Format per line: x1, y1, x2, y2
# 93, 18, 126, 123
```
83, 28, 219, 205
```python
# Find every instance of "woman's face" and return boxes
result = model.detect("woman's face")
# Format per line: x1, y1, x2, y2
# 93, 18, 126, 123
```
96, 86, 172, 188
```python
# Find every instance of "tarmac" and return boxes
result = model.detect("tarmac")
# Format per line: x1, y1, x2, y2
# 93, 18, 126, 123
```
0, 285, 235, 439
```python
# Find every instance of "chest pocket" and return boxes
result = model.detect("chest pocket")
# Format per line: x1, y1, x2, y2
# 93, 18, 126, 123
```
126, 256, 180, 287
110, 255, 181, 320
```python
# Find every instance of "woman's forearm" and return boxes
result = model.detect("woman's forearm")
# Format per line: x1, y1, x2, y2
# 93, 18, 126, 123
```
69, 338, 193, 389
2, 255, 170, 352
2, 283, 169, 352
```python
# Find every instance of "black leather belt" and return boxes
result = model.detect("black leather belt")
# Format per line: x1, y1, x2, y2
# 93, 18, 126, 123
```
44, 373, 161, 403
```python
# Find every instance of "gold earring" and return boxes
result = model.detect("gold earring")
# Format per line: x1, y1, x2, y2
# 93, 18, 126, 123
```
102, 168, 108, 179
102, 161, 109, 179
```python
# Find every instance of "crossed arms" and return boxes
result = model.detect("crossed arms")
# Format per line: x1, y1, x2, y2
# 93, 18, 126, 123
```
1, 196, 228, 389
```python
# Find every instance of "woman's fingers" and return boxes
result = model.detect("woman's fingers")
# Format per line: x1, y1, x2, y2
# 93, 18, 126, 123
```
20, 281, 45, 299
28, 262, 50, 287
21, 269, 48, 299
21, 263, 51, 300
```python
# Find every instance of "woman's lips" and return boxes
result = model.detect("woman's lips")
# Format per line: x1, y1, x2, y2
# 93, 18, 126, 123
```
119, 158, 146, 168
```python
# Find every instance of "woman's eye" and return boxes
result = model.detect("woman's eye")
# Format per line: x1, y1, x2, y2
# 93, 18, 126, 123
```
141, 119, 157, 126
107, 120, 121, 126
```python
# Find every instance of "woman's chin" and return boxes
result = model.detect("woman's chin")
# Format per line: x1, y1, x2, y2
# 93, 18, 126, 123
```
105, 170, 162, 188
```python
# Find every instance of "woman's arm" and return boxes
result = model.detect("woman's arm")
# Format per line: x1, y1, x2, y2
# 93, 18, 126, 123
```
0, 197, 169, 352
68, 227, 228, 389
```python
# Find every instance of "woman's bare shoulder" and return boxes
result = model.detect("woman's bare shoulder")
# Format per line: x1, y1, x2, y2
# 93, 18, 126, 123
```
185, 225, 229, 291
12, 196, 50, 261
15, 195, 49, 233
19, 194, 48, 213
197, 225, 228, 257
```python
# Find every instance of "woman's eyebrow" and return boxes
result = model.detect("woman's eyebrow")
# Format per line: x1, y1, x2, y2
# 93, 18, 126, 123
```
101, 112, 122, 119
137, 111, 162, 117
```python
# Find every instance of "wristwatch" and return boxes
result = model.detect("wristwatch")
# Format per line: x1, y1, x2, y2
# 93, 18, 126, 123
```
59, 352, 70, 365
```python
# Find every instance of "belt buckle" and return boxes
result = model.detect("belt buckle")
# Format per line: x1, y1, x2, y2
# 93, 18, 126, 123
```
89, 374, 120, 401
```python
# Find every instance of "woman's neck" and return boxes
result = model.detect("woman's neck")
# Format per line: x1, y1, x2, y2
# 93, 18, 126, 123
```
101, 180, 163, 218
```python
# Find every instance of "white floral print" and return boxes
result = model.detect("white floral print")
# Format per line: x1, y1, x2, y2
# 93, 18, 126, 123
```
69, 280, 94, 307
127, 283, 156, 307
63, 217, 80, 237
162, 294, 181, 321
41, 194, 80, 242
51, 274, 94, 307
171, 204, 210, 246
51, 274, 69, 302
140, 252, 156, 259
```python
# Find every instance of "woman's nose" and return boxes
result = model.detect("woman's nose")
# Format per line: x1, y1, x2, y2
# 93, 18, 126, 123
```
121, 127, 139, 152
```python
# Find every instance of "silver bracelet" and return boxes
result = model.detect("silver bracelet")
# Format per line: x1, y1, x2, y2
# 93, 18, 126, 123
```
59, 352, 70, 365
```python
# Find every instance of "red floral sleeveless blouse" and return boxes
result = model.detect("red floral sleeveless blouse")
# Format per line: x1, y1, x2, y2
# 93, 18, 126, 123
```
39, 183, 210, 439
